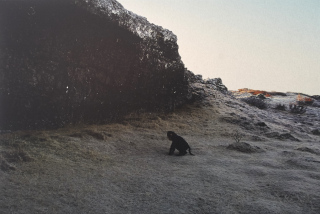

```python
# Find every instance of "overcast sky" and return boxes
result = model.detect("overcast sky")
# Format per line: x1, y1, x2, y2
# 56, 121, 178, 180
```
118, 0, 320, 95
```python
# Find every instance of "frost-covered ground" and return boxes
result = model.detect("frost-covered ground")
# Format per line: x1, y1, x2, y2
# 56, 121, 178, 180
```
1, 86, 320, 214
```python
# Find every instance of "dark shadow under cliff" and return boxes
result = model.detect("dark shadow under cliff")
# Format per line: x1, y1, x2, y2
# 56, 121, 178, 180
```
0, 0, 189, 130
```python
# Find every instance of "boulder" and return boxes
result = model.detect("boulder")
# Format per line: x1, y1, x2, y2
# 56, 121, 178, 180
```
0, 0, 191, 130
311, 95, 320, 101
256, 94, 266, 99
205, 78, 228, 93
312, 101, 320, 108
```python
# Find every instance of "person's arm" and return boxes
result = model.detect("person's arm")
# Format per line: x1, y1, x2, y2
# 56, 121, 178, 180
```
169, 141, 176, 155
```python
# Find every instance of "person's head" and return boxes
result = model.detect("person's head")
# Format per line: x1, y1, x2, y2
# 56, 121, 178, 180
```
167, 131, 176, 141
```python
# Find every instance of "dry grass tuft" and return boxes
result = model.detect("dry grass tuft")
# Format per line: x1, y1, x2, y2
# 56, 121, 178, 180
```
289, 103, 306, 114
232, 130, 244, 143
274, 103, 286, 111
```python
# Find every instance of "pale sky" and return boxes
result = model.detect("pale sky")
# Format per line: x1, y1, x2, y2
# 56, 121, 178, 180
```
118, 0, 320, 95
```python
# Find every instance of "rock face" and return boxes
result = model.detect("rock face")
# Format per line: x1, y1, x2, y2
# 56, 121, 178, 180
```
184, 70, 228, 101
0, 0, 190, 130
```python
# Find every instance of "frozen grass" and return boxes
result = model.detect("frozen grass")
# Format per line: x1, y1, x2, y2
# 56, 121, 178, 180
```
1, 89, 320, 214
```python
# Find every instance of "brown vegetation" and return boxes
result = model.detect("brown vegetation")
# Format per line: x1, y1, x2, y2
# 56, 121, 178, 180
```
238, 88, 272, 97
297, 94, 314, 105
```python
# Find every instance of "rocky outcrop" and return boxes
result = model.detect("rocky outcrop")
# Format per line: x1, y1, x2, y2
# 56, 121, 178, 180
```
184, 70, 228, 101
204, 78, 228, 93
0, 0, 191, 130
311, 95, 320, 101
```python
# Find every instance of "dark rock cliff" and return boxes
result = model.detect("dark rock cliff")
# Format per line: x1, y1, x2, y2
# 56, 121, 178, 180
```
0, 0, 191, 130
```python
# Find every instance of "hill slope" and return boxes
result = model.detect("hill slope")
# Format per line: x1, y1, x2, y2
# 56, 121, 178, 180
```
1, 85, 320, 214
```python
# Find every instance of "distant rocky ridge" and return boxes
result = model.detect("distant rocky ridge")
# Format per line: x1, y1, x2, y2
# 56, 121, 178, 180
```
1, 0, 222, 130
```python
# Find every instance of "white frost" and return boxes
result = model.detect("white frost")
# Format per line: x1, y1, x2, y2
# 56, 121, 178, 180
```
79, 0, 177, 42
